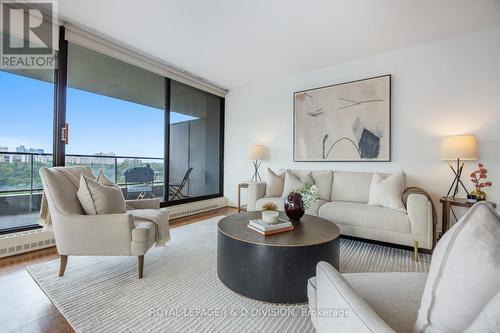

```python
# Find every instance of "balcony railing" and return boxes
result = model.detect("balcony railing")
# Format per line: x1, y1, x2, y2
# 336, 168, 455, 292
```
0, 151, 165, 230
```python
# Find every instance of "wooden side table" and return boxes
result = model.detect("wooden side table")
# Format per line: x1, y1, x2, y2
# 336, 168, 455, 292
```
237, 182, 250, 213
439, 197, 496, 236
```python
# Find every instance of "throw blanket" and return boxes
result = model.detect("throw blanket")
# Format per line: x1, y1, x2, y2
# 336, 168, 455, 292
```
39, 167, 170, 246
403, 187, 437, 246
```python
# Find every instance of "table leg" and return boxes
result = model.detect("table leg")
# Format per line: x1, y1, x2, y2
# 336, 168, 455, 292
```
238, 184, 242, 213
442, 200, 451, 237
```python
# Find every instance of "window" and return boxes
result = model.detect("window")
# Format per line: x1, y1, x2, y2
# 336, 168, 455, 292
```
0, 34, 54, 232
65, 43, 166, 200
168, 81, 223, 202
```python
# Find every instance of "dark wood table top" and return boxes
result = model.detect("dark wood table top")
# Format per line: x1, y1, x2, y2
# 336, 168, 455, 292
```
439, 197, 497, 208
218, 211, 340, 247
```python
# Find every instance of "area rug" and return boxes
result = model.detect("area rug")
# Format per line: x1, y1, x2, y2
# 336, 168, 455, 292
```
27, 216, 431, 333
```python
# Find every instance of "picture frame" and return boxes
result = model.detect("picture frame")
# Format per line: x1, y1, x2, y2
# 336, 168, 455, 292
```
293, 74, 391, 162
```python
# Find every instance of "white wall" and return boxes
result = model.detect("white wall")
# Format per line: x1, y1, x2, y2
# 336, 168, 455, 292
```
224, 27, 500, 223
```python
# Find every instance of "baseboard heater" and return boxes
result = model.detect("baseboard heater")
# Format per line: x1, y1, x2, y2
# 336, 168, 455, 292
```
167, 197, 228, 219
0, 228, 55, 259
0, 197, 228, 258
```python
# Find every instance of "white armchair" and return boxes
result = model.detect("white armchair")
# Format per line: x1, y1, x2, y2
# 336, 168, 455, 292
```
39, 166, 162, 278
308, 202, 500, 333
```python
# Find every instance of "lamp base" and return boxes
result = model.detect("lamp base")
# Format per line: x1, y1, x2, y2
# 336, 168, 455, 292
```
251, 160, 262, 182
445, 158, 469, 198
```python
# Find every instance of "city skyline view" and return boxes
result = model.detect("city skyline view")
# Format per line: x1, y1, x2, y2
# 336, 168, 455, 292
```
0, 70, 196, 158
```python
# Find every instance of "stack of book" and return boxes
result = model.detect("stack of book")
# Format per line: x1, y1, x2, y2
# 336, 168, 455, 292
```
247, 218, 294, 236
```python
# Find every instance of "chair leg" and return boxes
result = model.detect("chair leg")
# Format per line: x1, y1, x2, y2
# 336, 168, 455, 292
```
413, 240, 419, 261
59, 255, 68, 277
138, 255, 144, 279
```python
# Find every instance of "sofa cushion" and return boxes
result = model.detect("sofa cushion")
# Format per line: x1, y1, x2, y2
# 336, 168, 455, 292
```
331, 171, 374, 203
281, 171, 311, 197
368, 171, 406, 212
283, 169, 315, 185
414, 202, 500, 333
265, 168, 285, 197
319, 201, 410, 234
312, 171, 334, 201
282, 170, 333, 201
305, 199, 328, 216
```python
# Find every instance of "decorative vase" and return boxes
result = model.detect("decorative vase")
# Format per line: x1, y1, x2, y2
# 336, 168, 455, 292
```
471, 187, 487, 201
284, 192, 305, 223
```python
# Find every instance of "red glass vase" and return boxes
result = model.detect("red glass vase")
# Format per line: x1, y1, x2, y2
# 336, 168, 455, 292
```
284, 192, 305, 223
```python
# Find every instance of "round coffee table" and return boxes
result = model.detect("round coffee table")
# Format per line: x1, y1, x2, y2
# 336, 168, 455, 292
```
217, 211, 340, 304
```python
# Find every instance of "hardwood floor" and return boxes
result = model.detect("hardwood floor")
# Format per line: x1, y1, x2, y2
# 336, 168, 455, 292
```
0, 207, 237, 333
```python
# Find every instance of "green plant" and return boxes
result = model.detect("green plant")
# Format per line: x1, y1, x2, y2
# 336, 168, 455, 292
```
295, 183, 320, 209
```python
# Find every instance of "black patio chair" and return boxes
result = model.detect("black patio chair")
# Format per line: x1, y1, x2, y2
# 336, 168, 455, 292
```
124, 166, 156, 199
169, 167, 193, 200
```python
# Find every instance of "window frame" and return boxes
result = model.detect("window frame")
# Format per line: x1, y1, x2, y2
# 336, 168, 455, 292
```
57, 27, 225, 206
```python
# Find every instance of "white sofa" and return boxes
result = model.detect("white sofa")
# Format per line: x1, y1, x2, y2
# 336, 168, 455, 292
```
247, 170, 434, 250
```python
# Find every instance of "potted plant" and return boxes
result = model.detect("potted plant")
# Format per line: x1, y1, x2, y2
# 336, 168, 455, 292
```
261, 202, 279, 224
470, 163, 493, 201
284, 184, 320, 223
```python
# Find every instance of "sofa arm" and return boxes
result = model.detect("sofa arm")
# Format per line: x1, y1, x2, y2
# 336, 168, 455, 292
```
53, 213, 135, 255
406, 193, 432, 234
247, 182, 266, 211
126, 198, 160, 210
314, 262, 395, 333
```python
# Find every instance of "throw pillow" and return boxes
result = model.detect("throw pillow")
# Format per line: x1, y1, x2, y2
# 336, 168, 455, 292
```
367, 171, 406, 212
281, 171, 313, 197
97, 170, 121, 190
312, 171, 333, 201
265, 168, 285, 197
414, 202, 500, 333
77, 174, 127, 215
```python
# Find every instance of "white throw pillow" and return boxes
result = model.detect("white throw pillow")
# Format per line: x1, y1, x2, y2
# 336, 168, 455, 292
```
265, 168, 285, 197
281, 171, 312, 197
414, 202, 500, 333
77, 174, 127, 215
367, 171, 406, 212
97, 170, 120, 189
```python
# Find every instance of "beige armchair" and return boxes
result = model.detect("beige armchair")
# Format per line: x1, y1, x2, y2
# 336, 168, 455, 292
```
39, 166, 163, 279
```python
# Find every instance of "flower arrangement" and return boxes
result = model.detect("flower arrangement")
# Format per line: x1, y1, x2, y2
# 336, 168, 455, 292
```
261, 202, 278, 211
295, 183, 320, 209
470, 163, 493, 200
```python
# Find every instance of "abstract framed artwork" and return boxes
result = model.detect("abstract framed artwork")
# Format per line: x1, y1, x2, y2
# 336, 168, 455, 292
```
293, 75, 391, 162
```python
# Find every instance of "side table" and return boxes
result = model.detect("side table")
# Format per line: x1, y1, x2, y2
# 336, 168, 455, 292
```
237, 182, 249, 213
439, 197, 496, 236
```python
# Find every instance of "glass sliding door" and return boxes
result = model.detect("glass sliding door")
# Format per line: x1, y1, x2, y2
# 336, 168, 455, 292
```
65, 43, 166, 201
168, 80, 223, 202
0, 35, 54, 232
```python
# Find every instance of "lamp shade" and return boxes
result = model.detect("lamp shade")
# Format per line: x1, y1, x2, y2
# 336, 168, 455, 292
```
249, 144, 266, 160
440, 134, 478, 161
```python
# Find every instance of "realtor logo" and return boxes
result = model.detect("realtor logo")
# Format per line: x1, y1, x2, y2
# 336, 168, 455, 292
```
1, 0, 57, 69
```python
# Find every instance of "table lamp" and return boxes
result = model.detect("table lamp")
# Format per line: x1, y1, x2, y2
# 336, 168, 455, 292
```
441, 134, 478, 198
249, 144, 266, 182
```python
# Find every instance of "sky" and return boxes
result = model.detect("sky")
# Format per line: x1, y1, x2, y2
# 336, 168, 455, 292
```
0, 71, 196, 157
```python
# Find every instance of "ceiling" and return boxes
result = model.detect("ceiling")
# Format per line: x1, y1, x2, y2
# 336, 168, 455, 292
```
59, 0, 500, 90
